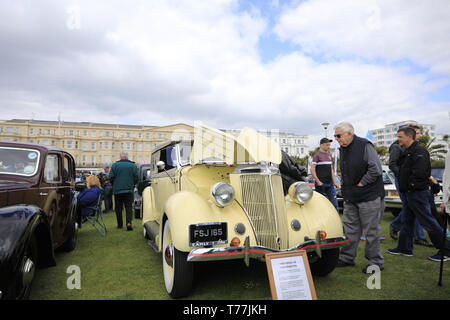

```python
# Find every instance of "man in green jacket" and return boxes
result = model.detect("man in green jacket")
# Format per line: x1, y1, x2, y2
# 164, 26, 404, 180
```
108, 152, 138, 230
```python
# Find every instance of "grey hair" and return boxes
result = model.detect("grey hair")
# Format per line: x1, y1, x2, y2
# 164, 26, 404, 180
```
119, 151, 128, 158
334, 122, 354, 134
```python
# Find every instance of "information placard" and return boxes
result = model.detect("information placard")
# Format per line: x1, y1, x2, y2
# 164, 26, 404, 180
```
265, 250, 317, 300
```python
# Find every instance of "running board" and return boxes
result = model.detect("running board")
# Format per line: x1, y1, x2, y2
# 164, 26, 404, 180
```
144, 221, 160, 252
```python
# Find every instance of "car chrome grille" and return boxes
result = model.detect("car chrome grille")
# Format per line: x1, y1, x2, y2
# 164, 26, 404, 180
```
240, 174, 281, 250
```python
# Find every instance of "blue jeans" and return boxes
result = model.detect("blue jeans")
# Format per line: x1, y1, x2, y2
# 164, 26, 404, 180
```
397, 190, 450, 255
315, 183, 339, 212
391, 178, 426, 240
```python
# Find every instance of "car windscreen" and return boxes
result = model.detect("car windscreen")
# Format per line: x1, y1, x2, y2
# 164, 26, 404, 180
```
179, 142, 193, 166
382, 171, 394, 184
0, 147, 40, 177
431, 168, 444, 182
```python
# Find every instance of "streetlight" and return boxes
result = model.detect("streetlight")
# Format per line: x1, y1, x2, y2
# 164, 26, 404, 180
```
321, 122, 330, 138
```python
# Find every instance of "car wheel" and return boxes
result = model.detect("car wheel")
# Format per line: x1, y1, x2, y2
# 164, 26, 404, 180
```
5, 234, 38, 300
134, 208, 141, 219
391, 208, 401, 217
162, 220, 193, 298
61, 211, 78, 252
309, 248, 340, 277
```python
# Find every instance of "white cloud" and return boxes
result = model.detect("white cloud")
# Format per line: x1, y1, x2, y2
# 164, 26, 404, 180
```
0, 0, 448, 146
274, 0, 450, 75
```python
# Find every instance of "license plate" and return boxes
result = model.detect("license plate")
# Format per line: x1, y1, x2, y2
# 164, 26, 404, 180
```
189, 222, 227, 247
390, 191, 399, 197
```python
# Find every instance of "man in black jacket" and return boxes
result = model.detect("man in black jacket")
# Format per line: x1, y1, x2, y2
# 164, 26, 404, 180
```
388, 127, 450, 261
388, 125, 429, 246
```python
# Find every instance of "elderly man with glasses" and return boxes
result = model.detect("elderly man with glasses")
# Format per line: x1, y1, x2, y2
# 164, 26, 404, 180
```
334, 122, 385, 274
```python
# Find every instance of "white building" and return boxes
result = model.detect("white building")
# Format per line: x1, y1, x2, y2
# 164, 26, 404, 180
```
369, 120, 437, 147
224, 129, 309, 158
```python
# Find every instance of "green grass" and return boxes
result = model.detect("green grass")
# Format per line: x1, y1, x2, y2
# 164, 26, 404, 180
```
30, 210, 450, 300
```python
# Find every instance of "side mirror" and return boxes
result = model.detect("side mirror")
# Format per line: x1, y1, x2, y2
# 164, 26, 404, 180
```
157, 161, 165, 171
146, 169, 151, 181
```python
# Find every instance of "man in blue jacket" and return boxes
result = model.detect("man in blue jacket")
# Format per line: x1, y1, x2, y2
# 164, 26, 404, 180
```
109, 152, 139, 230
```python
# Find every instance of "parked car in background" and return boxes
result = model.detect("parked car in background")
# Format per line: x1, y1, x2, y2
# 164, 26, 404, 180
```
336, 166, 396, 213
378, 166, 442, 216
0, 142, 78, 300
141, 125, 349, 298
134, 164, 151, 219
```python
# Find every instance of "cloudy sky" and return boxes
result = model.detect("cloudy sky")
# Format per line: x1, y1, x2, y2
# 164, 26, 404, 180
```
1, 0, 449, 147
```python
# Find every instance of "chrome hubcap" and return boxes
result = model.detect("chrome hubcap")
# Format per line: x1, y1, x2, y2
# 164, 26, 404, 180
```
22, 257, 35, 287
164, 242, 174, 268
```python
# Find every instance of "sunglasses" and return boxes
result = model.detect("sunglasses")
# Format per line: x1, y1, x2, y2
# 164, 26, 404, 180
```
334, 133, 345, 138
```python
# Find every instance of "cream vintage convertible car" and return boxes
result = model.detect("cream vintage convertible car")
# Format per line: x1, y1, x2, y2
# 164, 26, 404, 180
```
141, 124, 349, 298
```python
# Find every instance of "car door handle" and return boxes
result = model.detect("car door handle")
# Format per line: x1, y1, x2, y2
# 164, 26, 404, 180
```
40, 192, 48, 196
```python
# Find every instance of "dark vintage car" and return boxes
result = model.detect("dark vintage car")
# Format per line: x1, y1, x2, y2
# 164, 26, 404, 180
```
134, 164, 151, 219
0, 142, 78, 300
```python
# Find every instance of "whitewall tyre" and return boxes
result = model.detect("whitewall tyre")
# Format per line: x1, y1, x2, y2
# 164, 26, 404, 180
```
162, 220, 194, 298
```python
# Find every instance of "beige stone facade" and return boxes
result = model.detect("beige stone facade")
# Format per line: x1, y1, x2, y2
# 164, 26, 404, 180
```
0, 119, 193, 168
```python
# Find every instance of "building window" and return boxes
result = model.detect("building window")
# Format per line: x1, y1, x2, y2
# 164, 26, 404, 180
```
126, 142, 131, 150
91, 156, 96, 166
82, 155, 87, 166
67, 140, 73, 149
104, 141, 110, 149
91, 130, 96, 137
138, 143, 143, 151
105, 131, 110, 137
69, 130, 74, 136
29, 128, 34, 135
91, 142, 96, 150
126, 132, 130, 138
6, 127, 14, 133
146, 133, 150, 139
82, 142, 88, 151
83, 130, 88, 137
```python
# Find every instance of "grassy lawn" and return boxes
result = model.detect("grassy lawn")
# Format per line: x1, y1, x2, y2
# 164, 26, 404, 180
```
30, 209, 450, 300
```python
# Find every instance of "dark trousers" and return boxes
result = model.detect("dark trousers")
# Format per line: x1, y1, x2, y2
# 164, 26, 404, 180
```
104, 184, 113, 212
398, 190, 450, 255
114, 192, 133, 227
391, 177, 426, 240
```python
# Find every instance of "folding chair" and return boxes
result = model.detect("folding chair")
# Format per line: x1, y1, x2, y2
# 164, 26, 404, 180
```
82, 191, 107, 237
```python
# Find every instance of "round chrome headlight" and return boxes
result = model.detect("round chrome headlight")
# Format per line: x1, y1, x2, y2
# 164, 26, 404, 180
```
289, 182, 313, 205
211, 182, 235, 207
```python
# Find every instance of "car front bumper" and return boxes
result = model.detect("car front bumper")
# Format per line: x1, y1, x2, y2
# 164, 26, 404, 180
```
187, 234, 349, 266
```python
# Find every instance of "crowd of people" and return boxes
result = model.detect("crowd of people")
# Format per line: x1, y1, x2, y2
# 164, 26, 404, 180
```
76, 151, 139, 231
311, 121, 449, 274
73, 122, 450, 273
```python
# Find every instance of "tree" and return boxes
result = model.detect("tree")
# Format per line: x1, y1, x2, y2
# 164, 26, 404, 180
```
374, 145, 388, 164
419, 131, 448, 160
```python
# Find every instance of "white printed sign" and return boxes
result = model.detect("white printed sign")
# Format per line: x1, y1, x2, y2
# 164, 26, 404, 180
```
266, 251, 317, 300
